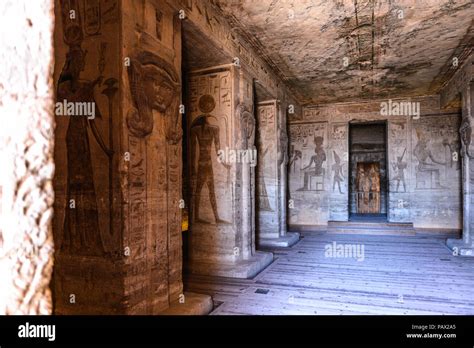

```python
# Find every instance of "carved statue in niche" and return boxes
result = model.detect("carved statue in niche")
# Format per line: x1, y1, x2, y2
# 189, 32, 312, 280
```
58, 2, 112, 256
332, 151, 345, 194
392, 148, 407, 192
127, 51, 181, 143
191, 95, 230, 224
414, 129, 446, 189
297, 136, 326, 191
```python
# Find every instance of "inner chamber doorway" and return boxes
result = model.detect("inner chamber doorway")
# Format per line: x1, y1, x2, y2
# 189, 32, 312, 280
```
349, 122, 388, 221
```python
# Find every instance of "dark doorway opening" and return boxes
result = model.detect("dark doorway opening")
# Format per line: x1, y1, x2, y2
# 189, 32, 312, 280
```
349, 122, 388, 221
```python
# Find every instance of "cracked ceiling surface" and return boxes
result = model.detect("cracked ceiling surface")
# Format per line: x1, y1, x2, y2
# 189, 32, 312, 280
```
213, 0, 474, 105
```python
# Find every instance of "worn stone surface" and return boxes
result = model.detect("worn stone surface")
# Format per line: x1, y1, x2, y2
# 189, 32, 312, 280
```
0, 0, 55, 314
214, 0, 473, 105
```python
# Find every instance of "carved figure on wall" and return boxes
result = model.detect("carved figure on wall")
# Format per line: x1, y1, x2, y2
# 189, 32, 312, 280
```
414, 129, 446, 189
460, 117, 472, 156
297, 136, 326, 191
392, 148, 407, 192
191, 95, 230, 224
332, 151, 345, 194
277, 125, 289, 166
257, 142, 273, 211
257, 107, 274, 211
289, 145, 302, 173
58, 12, 113, 256
127, 51, 180, 142
238, 105, 255, 148
442, 138, 460, 169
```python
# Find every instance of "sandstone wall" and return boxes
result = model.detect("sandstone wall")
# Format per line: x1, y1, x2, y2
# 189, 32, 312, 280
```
0, 0, 55, 314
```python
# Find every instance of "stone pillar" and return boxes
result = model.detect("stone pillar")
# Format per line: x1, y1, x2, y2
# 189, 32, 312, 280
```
256, 100, 299, 247
329, 123, 349, 221
448, 82, 474, 256
53, 0, 211, 314
0, 0, 55, 314
187, 65, 273, 278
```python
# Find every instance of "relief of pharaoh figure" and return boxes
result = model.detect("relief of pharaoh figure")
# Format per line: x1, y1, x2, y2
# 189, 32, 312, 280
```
392, 148, 407, 192
191, 95, 230, 224
297, 136, 326, 191
332, 151, 345, 194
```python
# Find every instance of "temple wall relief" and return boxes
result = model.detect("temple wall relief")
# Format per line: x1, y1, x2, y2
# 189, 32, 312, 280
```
288, 96, 462, 230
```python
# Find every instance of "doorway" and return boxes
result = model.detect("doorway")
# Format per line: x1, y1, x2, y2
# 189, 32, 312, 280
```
349, 122, 387, 221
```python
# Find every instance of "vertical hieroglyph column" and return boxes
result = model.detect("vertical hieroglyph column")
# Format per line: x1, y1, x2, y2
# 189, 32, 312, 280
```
256, 100, 299, 247
0, 0, 55, 314
187, 65, 273, 278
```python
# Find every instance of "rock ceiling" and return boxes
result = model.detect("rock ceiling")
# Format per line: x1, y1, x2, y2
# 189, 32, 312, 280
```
213, 0, 474, 105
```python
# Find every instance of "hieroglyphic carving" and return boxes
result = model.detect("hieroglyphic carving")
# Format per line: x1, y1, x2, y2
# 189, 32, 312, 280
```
413, 129, 446, 190
189, 70, 233, 225
412, 116, 460, 193
126, 50, 180, 263
127, 51, 180, 139
289, 122, 327, 192
257, 104, 275, 211
57, 0, 115, 256
330, 123, 348, 195
388, 120, 409, 193
297, 136, 326, 192
191, 95, 230, 224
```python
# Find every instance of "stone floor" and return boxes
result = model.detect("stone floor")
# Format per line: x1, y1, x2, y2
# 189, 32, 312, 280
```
185, 232, 474, 315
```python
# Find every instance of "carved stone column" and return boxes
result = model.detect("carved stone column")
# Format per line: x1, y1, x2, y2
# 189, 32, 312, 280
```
187, 65, 273, 278
53, 0, 211, 314
256, 100, 299, 247
448, 82, 474, 256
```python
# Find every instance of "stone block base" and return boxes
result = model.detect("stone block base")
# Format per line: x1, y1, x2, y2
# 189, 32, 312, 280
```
258, 232, 300, 248
446, 238, 474, 257
160, 292, 213, 315
187, 251, 273, 278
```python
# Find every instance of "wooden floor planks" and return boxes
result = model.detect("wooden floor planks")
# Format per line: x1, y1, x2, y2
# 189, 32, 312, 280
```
184, 232, 474, 315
